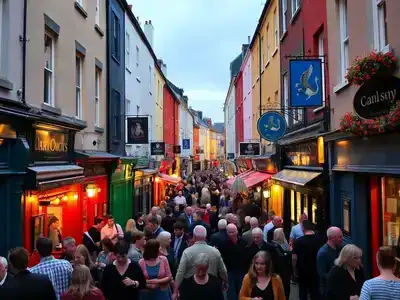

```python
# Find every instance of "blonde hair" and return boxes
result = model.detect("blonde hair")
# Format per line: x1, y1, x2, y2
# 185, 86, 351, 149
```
273, 228, 287, 245
75, 244, 95, 269
248, 251, 273, 286
335, 244, 362, 267
125, 219, 137, 233
67, 265, 95, 298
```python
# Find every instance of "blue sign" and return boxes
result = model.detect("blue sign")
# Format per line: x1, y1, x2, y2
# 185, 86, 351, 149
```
182, 139, 190, 150
289, 59, 323, 107
257, 111, 287, 142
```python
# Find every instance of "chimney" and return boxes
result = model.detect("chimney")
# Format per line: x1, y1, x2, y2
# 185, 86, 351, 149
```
197, 111, 203, 119
144, 20, 154, 48
157, 59, 167, 76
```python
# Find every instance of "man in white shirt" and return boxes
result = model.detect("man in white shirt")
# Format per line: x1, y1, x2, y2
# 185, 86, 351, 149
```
174, 190, 187, 206
0, 256, 8, 287
101, 215, 124, 244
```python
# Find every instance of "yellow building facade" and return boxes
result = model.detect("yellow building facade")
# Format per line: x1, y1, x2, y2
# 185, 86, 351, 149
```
209, 129, 218, 160
250, 0, 281, 146
154, 66, 165, 141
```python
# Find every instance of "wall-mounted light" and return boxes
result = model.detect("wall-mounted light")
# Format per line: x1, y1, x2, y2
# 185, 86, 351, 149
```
263, 189, 270, 198
73, 193, 78, 200
86, 184, 97, 198
256, 186, 262, 193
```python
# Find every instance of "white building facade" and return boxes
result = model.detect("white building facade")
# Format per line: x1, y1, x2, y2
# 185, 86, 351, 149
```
224, 80, 236, 159
179, 104, 194, 157
125, 14, 155, 157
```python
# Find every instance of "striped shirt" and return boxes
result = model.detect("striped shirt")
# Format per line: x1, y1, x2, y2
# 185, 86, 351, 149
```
360, 278, 400, 300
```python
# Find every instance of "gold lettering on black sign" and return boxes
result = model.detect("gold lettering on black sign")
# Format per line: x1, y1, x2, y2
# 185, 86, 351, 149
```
35, 129, 68, 153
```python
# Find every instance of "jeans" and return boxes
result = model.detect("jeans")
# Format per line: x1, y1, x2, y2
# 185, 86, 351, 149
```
227, 272, 244, 300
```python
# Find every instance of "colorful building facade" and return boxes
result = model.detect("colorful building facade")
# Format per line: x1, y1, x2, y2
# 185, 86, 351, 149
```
242, 50, 253, 142
154, 65, 165, 142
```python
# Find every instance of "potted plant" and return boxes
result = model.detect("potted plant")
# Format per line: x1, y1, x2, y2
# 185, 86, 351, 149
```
345, 51, 397, 86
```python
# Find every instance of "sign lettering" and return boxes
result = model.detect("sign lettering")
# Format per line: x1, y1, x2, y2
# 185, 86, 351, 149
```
360, 89, 396, 107
34, 128, 70, 161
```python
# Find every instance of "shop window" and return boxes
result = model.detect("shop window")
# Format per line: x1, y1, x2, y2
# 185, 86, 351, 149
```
291, 190, 295, 221
303, 194, 309, 215
312, 197, 317, 224
381, 177, 400, 276
296, 192, 301, 221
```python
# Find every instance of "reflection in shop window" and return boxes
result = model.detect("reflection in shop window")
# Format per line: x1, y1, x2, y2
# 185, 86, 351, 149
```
312, 197, 317, 224
304, 194, 308, 215
291, 190, 295, 221
296, 192, 301, 221
381, 177, 400, 277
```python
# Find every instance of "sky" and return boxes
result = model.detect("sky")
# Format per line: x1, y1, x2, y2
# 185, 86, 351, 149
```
128, 0, 265, 123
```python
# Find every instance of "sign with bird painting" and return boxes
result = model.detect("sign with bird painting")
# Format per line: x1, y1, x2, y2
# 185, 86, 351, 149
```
289, 59, 323, 107
257, 111, 287, 142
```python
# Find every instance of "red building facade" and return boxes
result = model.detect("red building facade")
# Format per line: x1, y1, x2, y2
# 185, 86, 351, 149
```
234, 71, 244, 154
163, 85, 179, 158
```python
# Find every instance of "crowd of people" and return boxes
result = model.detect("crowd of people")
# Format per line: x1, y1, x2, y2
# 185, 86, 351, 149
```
0, 167, 400, 300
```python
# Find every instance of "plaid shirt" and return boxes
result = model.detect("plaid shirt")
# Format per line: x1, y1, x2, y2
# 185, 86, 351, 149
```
29, 256, 72, 300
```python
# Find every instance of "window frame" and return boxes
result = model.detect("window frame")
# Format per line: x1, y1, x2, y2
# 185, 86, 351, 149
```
76, 0, 83, 6
281, 0, 287, 34
44, 31, 55, 106
339, 0, 349, 81
125, 31, 130, 70
148, 65, 152, 91
136, 46, 139, 67
75, 55, 83, 119
266, 25, 270, 64
291, 0, 300, 17
112, 89, 121, 140
314, 33, 326, 112
273, 8, 278, 51
112, 13, 120, 62
95, 68, 100, 126
95, 0, 100, 25
282, 73, 289, 125
372, 0, 388, 51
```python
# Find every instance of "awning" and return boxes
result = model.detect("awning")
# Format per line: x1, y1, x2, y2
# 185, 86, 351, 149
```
141, 168, 158, 176
243, 171, 272, 188
27, 165, 85, 190
74, 150, 119, 161
226, 169, 254, 186
157, 173, 181, 184
271, 169, 321, 186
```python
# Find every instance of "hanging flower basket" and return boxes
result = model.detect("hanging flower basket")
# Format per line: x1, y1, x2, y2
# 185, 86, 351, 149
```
345, 51, 397, 86
339, 101, 400, 136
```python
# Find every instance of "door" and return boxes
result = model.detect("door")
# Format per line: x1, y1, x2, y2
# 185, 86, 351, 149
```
110, 181, 133, 226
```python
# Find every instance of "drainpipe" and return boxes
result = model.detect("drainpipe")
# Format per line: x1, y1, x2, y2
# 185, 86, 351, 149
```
21, 0, 28, 104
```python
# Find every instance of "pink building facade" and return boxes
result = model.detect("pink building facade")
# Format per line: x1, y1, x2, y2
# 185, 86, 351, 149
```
242, 50, 253, 142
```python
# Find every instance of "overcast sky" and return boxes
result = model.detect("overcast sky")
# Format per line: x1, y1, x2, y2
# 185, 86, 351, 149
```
128, 0, 264, 123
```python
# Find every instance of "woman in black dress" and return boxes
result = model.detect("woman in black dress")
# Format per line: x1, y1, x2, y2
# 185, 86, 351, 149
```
179, 253, 224, 300
101, 241, 146, 300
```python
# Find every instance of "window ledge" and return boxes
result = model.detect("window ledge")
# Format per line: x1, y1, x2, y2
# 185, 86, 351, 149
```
272, 48, 278, 57
74, 2, 88, 18
280, 31, 287, 42
381, 44, 392, 53
313, 105, 325, 113
94, 126, 104, 134
264, 61, 270, 69
42, 103, 61, 115
94, 24, 104, 37
290, 7, 301, 24
333, 80, 350, 94
136, 77, 141, 83
0, 76, 13, 90
73, 117, 87, 127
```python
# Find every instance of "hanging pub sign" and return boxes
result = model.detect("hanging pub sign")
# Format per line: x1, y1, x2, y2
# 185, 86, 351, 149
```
150, 142, 165, 155
34, 126, 70, 161
239, 142, 260, 156
353, 75, 400, 119
182, 139, 190, 150
127, 117, 149, 144
257, 111, 287, 142
173, 145, 181, 154
289, 59, 323, 107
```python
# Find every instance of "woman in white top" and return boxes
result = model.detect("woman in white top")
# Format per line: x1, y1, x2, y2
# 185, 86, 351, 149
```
360, 246, 400, 300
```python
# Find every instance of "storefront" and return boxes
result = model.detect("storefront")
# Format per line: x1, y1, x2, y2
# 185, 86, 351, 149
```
223, 160, 237, 177
74, 151, 119, 227
272, 138, 328, 235
155, 173, 182, 204
180, 156, 191, 178
328, 132, 400, 278
109, 157, 137, 225
23, 123, 87, 259
235, 157, 252, 173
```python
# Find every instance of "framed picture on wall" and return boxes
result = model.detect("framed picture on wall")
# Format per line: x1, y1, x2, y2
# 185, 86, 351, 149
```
31, 214, 45, 250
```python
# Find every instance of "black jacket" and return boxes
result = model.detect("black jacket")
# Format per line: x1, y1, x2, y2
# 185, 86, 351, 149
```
188, 221, 211, 239
220, 237, 248, 273
209, 230, 228, 250
161, 215, 176, 235
170, 234, 189, 265
0, 270, 56, 300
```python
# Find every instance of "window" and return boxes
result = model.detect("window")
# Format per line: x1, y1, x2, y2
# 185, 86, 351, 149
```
316, 33, 326, 109
294, 107, 304, 124
291, 0, 300, 16
282, 74, 289, 125
373, 0, 388, 51
75, 56, 82, 119
339, 0, 349, 80
95, 69, 100, 126
125, 32, 130, 69
112, 89, 121, 140
266, 26, 270, 62
148, 66, 152, 90
273, 9, 278, 51
126, 99, 131, 114
381, 177, 400, 277
136, 46, 139, 66
76, 0, 83, 6
281, 0, 287, 33
112, 13, 120, 60
260, 36, 264, 67
44, 32, 55, 105
95, 0, 100, 25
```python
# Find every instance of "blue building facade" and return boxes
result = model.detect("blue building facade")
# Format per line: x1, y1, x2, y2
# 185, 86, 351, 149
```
107, 0, 125, 155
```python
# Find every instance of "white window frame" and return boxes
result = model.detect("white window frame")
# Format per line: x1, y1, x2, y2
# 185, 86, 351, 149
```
281, 0, 287, 34
266, 26, 270, 64
273, 8, 278, 51
125, 32, 130, 70
283, 74, 289, 125
291, 0, 300, 17
339, 0, 349, 81
136, 46, 139, 67
44, 31, 55, 106
314, 34, 326, 111
372, 0, 388, 51
95, 0, 100, 25
126, 99, 131, 115
75, 56, 82, 119
76, 0, 83, 7
260, 36, 264, 67
95, 69, 100, 126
